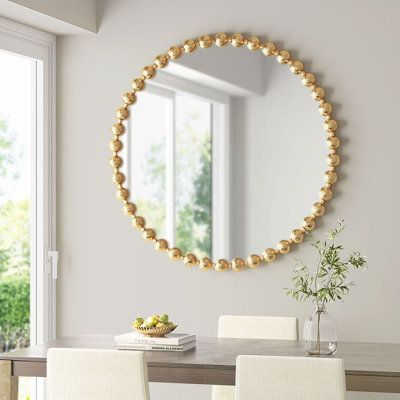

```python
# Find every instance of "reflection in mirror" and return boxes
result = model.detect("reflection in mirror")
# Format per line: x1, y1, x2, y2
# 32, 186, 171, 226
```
121, 46, 326, 260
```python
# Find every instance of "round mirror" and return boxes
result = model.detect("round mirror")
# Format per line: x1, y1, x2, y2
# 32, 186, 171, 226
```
110, 33, 340, 272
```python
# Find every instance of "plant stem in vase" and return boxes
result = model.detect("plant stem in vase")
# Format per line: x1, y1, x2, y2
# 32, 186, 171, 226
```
303, 304, 337, 356
316, 307, 321, 355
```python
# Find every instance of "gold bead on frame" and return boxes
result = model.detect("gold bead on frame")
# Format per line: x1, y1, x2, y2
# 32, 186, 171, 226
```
199, 258, 213, 270
154, 239, 168, 251
231, 258, 245, 271
263, 248, 276, 263
183, 253, 197, 267
183, 39, 197, 53
277, 50, 291, 63
132, 78, 145, 91
133, 216, 145, 228
143, 228, 156, 240
116, 107, 129, 120
154, 54, 169, 68
215, 259, 229, 272
278, 240, 291, 254
247, 36, 261, 51
109, 156, 122, 168
319, 102, 332, 116
311, 87, 325, 100
324, 170, 338, 184
324, 119, 338, 132
319, 187, 333, 201
168, 46, 182, 59
290, 229, 304, 243
327, 136, 340, 149
168, 247, 182, 259
215, 32, 229, 47
302, 73, 316, 86
123, 92, 136, 105
110, 139, 123, 152
112, 123, 124, 136
116, 187, 129, 200
290, 60, 304, 74
113, 171, 125, 184
230, 33, 245, 47
198, 35, 212, 48
262, 42, 276, 56
303, 217, 316, 231
247, 254, 261, 268
327, 153, 340, 167
124, 203, 136, 215
312, 202, 325, 217
142, 65, 156, 79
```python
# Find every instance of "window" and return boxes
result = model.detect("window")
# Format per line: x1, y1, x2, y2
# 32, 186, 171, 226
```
124, 73, 230, 259
0, 16, 56, 400
0, 49, 32, 355
174, 93, 212, 258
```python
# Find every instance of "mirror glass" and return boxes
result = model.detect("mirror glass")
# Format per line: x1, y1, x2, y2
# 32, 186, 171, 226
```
120, 46, 327, 260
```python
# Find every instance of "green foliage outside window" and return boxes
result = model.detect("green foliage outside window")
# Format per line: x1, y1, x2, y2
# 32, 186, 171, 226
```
0, 116, 30, 353
0, 277, 30, 352
136, 106, 213, 258
175, 136, 212, 257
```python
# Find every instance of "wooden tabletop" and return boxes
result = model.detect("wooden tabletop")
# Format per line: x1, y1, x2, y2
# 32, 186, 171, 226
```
1, 335, 400, 393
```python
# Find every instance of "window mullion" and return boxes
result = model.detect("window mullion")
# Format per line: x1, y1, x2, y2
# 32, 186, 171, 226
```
166, 95, 176, 246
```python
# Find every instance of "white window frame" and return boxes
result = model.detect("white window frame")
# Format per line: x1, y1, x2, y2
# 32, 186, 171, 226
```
0, 17, 57, 348
125, 71, 231, 259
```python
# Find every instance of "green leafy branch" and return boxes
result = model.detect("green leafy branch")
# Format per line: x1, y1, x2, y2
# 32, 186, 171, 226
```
286, 220, 367, 310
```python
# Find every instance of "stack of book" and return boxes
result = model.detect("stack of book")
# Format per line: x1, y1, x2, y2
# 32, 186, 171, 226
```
114, 332, 196, 352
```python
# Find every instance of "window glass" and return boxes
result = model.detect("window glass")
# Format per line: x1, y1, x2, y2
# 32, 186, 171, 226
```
0, 51, 32, 355
175, 93, 212, 258
129, 92, 170, 238
129, 89, 213, 258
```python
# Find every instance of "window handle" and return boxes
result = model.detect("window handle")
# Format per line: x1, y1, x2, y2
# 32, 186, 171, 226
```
45, 250, 59, 279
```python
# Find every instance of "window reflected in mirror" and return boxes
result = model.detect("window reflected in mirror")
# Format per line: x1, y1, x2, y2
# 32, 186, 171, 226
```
126, 85, 221, 258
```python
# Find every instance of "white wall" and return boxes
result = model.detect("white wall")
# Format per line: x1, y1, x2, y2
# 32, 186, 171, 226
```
9, 0, 97, 32
57, 0, 400, 399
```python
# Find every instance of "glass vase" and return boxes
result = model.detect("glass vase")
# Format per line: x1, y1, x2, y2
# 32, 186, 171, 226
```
303, 306, 338, 356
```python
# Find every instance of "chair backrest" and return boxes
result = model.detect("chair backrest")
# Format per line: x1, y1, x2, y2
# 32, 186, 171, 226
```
218, 315, 298, 340
236, 355, 346, 400
212, 315, 298, 400
47, 348, 150, 400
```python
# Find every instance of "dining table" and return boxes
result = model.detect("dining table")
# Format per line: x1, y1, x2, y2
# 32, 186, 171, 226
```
1, 335, 400, 399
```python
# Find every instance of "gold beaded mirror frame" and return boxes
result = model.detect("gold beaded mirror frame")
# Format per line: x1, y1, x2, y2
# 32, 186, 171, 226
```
109, 32, 340, 272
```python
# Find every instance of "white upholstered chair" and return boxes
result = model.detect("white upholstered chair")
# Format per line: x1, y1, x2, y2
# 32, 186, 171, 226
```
236, 355, 346, 400
212, 315, 298, 400
47, 348, 150, 400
